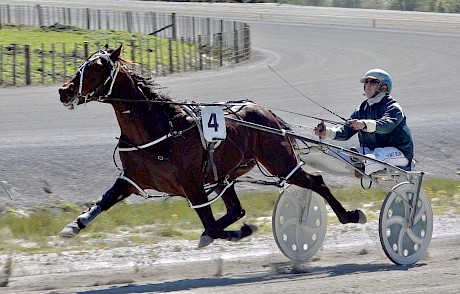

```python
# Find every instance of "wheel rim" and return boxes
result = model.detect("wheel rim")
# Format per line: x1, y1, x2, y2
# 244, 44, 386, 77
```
379, 182, 433, 265
272, 185, 327, 262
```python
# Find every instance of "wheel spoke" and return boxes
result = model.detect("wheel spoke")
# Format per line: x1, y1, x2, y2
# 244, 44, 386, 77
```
298, 223, 325, 235
406, 228, 423, 245
300, 190, 313, 222
278, 216, 298, 233
397, 226, 406, 257
383, 215, 405, 228
283, 193, 305, 215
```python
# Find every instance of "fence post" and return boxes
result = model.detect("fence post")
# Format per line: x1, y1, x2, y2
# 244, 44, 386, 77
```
146, 39, 151, 73
62, 43, 66, 81
198, 35, 203, 71
36, 4, 43, 27
73, 43, 78, 73
154, 37, 159, 76
181, 37, 186, 72
97, 10, 101, 30
168, 38, 173, 74
206, 18, 211, 45
0, 46, 3, 83
243, 24, 250, 60
84, 41, 89, 59
126, 11, 133, 33
51, 43, 56, 83
130, 39, 136, 62
218, 32, 223, 67
234, 24, 239, 64
41, 43, 45, 84
12, 44, 16, 86
25, 45, 31, 85
86, 8, 91, 30
171, 13, 177, 40
66, 8, 72, 25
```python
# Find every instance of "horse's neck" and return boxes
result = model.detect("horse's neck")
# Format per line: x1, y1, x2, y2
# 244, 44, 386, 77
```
111, 75, 170, 146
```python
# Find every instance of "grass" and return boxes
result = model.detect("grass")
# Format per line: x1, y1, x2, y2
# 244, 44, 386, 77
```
0, 24, 199, 85
0, 178, 459, 254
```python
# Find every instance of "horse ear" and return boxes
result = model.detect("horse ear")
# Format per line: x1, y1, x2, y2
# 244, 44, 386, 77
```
103, 44, 109, 51
110, 44, 123, 62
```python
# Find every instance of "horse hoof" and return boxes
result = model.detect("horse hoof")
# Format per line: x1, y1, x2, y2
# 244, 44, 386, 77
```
197, 235, 214, 248
339, 210, 367, 224
249, 224, 258, 233
59, 221, 81, 238
243, 223, 258, 234
357, 210, 367, 224
241, 223, 258, 237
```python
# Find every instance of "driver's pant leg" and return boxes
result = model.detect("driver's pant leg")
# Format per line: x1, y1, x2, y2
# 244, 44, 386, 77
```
364, 147, 409, 174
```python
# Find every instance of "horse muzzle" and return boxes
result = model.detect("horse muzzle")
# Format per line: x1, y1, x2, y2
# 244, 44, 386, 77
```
59, 84, 80, 110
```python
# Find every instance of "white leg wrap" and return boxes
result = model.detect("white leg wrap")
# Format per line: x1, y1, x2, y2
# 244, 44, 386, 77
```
78, 205, 102, 227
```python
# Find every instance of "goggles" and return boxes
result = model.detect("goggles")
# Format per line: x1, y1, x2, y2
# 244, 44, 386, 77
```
364, 79, 380, 85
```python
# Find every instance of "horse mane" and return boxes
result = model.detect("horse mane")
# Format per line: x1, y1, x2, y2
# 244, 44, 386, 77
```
129, 71, 169, 101
108, 51, 169, 102
114, 57, 184, 118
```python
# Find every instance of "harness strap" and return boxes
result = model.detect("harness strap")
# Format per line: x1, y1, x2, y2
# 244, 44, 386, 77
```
188, 178, 234, 209
77, 51, 121, 102
118, 171, 149, 198
279, 161, 305, 187
206, 142, 219, 182
118, 134, 172, 152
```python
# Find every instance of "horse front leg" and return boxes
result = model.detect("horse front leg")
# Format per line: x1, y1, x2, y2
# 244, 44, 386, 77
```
194, 185, 258, 248
215, 184, 258, 237
214, 184, 246, 229
59, 178, 133, 238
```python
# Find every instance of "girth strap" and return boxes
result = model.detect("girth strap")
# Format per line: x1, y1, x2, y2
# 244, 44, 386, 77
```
118, 134, 172, 152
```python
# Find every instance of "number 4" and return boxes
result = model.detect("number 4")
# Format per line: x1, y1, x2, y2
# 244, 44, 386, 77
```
208, 112, 219, 132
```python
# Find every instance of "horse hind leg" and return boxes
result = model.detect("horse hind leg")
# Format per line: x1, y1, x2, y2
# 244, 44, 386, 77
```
289, 171, 367, 224
59, 178, 133, 238
255, 151, 365, 224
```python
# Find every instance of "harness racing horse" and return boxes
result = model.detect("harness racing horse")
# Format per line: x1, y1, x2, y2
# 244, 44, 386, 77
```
58, 45, 366, 247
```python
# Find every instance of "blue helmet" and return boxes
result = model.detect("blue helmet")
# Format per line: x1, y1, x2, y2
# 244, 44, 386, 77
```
360, 69, 392, 94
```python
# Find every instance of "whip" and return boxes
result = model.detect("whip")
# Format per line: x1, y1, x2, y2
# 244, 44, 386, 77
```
268, 65, 348, 123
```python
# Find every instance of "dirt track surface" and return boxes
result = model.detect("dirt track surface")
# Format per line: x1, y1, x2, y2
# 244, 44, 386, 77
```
2, 217, 460, 294
1, 1, 460, 293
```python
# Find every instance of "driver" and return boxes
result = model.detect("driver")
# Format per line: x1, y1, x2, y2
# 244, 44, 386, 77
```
314, 69, 414, 176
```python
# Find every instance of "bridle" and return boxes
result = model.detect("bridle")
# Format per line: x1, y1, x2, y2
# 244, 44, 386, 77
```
75, 50, 121, 105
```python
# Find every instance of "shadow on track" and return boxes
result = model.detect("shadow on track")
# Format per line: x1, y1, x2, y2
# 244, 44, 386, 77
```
77, 262, 424, 293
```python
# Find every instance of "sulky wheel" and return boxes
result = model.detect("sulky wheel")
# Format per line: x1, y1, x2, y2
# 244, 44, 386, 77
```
272, 185, 327, 262
379, 182, 433, 265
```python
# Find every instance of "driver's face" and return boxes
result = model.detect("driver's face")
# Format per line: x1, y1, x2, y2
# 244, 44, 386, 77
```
363, 79, 379, 99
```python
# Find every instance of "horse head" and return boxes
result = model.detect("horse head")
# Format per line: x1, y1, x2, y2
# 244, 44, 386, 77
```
59, 44, 123, 110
